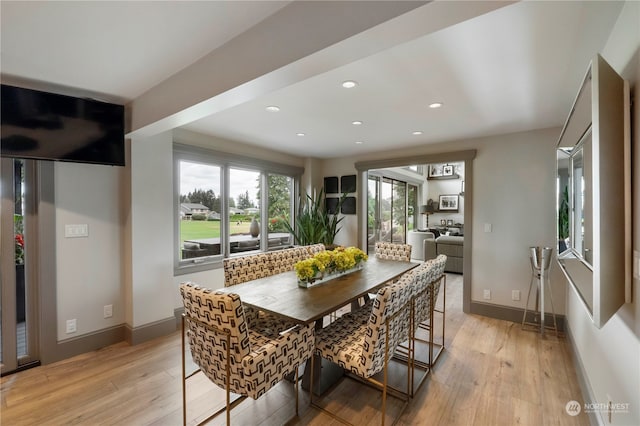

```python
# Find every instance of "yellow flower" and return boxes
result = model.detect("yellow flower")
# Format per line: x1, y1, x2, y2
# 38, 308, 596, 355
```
295, 246, 368, 281
314, 251, 332, 270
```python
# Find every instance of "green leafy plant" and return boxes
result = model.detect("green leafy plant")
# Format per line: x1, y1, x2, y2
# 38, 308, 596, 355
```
283, 188, 347, 246
559, 186, 569, 240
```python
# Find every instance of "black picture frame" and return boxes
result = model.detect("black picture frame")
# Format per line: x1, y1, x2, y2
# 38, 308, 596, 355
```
439, 194, 459, 211
341, 175, 356, 193
325, 197, 339, 214
429, 165, 443, 178
341, 197, 356, 214
442, 164, 454, 176
324, 176, 339, 193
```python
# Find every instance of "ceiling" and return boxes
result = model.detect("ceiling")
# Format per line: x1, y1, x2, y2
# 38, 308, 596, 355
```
0, 1, 624, 159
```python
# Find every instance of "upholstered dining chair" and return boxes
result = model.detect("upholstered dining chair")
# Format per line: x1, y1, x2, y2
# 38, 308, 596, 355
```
374, 241, 412, 262
397, 254, 447, 395
180, 283, 314, 425
270, 246, 309, 274
310, 274, 414, 425
305, 243, 326, 256
425, 254, 447, 366
223, 253, 272, 287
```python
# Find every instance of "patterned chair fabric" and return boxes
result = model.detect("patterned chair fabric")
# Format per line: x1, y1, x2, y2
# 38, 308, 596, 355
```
374, 241, 412, 262
223, 253, 272, 287
431, 254, 447, 304
410, 254, 447, 324
305, 243, 326, 257
270, 246, 309, 274
180, 282, 315, 400
314, 273, 413, 379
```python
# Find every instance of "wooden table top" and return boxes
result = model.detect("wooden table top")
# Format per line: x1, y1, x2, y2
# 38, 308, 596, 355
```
221, 257, 419, 324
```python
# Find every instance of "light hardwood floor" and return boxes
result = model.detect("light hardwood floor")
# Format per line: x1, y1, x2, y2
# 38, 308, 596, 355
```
1, 274, 589, 425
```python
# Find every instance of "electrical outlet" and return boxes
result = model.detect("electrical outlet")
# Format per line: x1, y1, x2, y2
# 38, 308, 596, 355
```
483, 289, 491, 300
66, 319, 77, 334
104, 304, 113, 319
512, 290, 521, 301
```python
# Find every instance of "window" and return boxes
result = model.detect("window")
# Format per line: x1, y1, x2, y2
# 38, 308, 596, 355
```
174, 144, 302, 273
407, 184, 417, 231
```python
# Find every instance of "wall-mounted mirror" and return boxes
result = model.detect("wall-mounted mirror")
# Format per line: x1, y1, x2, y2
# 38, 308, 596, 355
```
555, 54, 631, 328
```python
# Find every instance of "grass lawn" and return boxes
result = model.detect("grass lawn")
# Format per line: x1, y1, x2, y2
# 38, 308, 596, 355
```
180, 220, 252, 243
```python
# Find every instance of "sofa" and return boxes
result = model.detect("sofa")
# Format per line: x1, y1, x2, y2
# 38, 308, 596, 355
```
424, 235, 463, 273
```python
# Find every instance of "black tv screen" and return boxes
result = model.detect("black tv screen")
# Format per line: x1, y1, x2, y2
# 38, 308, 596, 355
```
1, 84, 125, 166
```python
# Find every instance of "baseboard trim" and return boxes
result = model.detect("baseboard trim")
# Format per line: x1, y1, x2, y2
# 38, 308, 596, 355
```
49, 324, 126, 364
565, 322, 601, 426
174, 307, 184, 330
470, 301, 565, 332
125, 316, 177, 345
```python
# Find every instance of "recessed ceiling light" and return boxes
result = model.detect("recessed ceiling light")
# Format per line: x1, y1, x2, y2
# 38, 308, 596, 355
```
412, 131, 423, 135
265, 105, 280, 112
296, 132, 305, 137
342, 80, 358, 89
429, 102, 443, 109
355, 141, 363, 145
352, 120, 363, 126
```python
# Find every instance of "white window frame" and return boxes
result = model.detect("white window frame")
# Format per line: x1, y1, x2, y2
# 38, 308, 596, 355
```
173, 144, 302, 275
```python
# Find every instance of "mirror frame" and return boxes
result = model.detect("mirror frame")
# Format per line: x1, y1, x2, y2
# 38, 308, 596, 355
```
555, 54, 631, 328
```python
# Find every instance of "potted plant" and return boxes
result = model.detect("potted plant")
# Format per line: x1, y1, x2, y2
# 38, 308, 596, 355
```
283, 188, 347, 247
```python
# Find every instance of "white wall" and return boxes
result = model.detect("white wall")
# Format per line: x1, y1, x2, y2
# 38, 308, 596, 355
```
318, 160, 360, 248
129, 131, 175, 327
55, 162, 125, 339
565, 2, 640, 424
322, 127, 566, 312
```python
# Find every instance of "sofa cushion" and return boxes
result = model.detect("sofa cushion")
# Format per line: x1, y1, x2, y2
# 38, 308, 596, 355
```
435, 235, 463, 245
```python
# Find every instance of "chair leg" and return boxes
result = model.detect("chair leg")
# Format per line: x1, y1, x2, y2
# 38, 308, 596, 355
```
382, 324, 389, 426
226, 333, 231, 426
295, 364, 299, 417
182, 316, 187, 426
309, 354, 314, 405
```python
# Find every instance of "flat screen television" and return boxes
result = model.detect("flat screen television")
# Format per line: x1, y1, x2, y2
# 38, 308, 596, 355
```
1, 84, 125, 166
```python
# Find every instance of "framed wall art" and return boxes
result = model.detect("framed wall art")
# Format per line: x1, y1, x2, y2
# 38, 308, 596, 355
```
341, 175, 356, 193
439, 194, 459, 211
324, 176, 339, 193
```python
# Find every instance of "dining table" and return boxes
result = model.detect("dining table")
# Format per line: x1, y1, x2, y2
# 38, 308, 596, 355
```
219, 256, 420, 394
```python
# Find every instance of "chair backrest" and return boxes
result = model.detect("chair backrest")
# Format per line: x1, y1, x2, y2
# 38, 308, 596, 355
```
431, 254, 447, 301
270, 246, 309, 274
410, 259, 436, 324
180, 283, 250, 394
305, 243, 326, 257
223, 253, 272, 286
374, 241, 412, 262
361, 273, 413, 377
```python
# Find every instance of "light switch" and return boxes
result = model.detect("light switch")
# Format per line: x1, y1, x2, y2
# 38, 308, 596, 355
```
65, 224, 89, 238
484, 223, 492, 233
634, 250, 640, 280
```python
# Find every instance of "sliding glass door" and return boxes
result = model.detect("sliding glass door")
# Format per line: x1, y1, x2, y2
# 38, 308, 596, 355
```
1, 158, 39, 374
367, 175, 409, 253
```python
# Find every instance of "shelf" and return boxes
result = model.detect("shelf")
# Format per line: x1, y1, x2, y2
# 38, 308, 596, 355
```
427, 174, 460, 180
